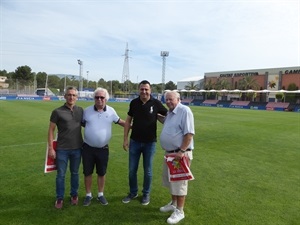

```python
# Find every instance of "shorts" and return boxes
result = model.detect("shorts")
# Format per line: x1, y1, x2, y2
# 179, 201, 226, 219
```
162, 151, 193, 196
82, 142, 109, 176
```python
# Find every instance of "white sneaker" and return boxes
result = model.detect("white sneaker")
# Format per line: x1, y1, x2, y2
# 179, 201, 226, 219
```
160, 202, 176, 212
167, 209, 185, 224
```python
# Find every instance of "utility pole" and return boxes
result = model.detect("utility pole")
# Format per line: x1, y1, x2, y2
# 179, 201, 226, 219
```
86, 71, 89, 89
121, 43, 130, 93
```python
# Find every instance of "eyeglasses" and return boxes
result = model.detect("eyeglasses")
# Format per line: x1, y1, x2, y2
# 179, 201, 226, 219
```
95, 96, 105, 100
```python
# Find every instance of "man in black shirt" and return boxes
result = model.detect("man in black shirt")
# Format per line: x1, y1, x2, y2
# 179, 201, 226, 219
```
122, 80, 168, 205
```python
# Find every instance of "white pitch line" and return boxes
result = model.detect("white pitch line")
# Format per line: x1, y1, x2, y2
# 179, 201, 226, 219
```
0, 142, 46, 149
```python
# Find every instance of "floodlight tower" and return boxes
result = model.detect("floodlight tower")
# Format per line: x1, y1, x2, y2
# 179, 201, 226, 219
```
77, 59, 83, 91
160, 51, 169, 93
121, 43, 130, 92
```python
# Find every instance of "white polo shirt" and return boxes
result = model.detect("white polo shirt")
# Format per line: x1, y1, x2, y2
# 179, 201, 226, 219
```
160, 103, 195, 151
83, 105, 120, 148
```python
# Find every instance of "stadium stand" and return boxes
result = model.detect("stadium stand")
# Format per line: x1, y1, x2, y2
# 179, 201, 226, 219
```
191, 99, 204, 105
266, 102, 290, 110
216, 100, 232, 107
202, 100, 219, 104
287, 103, 300, 112
230, 101, 250, 107
230, 101, 250, 106
248, 101, 268, 108
180, 98, 193, 105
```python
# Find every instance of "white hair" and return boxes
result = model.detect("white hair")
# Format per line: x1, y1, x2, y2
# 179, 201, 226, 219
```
94, 87, 109, 100
164, 90, 180, 100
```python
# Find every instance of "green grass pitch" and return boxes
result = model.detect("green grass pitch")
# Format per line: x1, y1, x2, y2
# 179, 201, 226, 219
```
0, 100, 299, 225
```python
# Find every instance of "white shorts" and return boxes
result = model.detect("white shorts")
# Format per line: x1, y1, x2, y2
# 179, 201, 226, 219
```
162, 151, 193, 196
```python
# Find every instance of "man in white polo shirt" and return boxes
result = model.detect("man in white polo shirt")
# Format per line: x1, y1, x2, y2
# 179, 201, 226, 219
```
82, 87, 125, 206
159, 90, 195, 224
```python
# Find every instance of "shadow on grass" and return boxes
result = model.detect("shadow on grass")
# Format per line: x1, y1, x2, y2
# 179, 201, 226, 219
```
0, 193, 169, 225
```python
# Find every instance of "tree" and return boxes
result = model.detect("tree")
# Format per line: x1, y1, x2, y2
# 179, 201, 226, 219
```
12, 65, 34, 86
152, 83, 162, 94
47, 75, 61, 89
0, 69, 7, 76
184, 81, 198, 90
287, 83, 298, 91
36, 72, 47, 88
165, 81, 177, 90
237, 76, 259, 90
98, 78, 108, 89
106, 80, 121, 95
285, 83, 299, 103
70, 76, 78, 87
204, 79, 215, 90
215, 78, 232, 90
88, 81, 97, 89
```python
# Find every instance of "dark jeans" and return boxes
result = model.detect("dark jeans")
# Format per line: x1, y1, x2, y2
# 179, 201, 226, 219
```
56, 148, 81, 199
128, 139, 156, 195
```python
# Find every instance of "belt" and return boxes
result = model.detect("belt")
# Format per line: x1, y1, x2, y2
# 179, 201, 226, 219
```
98, 144, 108, 149
166, 149, 191, 153
84, 143, 108, 150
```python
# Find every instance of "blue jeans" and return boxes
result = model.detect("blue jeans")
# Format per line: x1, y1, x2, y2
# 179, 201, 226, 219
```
56, 149, 81, 199
128, 139, 156, 196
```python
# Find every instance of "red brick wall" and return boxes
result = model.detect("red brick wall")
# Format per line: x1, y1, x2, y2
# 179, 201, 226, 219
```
205, 73, 300, 90
282, 73, 300, 89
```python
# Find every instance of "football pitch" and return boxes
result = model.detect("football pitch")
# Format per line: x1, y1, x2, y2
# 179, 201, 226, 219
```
0, 100, 299, 225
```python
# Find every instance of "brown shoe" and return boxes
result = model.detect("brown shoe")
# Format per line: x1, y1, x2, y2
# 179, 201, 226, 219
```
71, 196, 78, 205
55, 199, 63, 209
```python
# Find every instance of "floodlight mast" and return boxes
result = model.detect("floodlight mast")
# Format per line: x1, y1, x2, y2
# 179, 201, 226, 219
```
160, 51, 169, 93
77, 59, 83, 91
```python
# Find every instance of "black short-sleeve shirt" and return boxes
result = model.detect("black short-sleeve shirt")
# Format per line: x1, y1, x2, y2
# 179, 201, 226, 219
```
50, 104, 83, 150
128, 96, 167, 142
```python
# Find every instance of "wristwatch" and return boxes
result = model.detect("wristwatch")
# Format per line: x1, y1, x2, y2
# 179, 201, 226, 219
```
179, 149, 186, 153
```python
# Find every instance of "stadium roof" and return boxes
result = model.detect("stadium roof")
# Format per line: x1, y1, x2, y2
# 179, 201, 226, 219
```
177, 76, 203, 82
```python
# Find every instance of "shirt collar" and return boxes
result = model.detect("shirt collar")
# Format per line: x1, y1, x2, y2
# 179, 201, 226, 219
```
64, 103, 76, 110
169, 103, 181, 114
94, 105, 107, 111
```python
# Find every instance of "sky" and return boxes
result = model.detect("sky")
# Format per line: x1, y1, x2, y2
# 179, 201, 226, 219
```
1, 0, 299, 85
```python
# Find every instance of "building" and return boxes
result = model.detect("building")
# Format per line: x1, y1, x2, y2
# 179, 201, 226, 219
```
176, 76, 203, 90
203, 66, 300, 101
0, 76, 9, 88
204, 66, 300, 90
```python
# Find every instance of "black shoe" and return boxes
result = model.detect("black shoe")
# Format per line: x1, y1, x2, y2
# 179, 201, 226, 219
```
141, 194, 150, 205
122, 193, 138, 203
83, 196, 93, 206
97, 196, 108, 205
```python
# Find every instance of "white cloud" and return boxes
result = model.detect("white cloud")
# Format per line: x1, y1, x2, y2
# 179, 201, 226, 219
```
1, 0, 299, 84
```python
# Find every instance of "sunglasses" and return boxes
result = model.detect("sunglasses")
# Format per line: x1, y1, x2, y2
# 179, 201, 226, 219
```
94, 96, 105, 100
